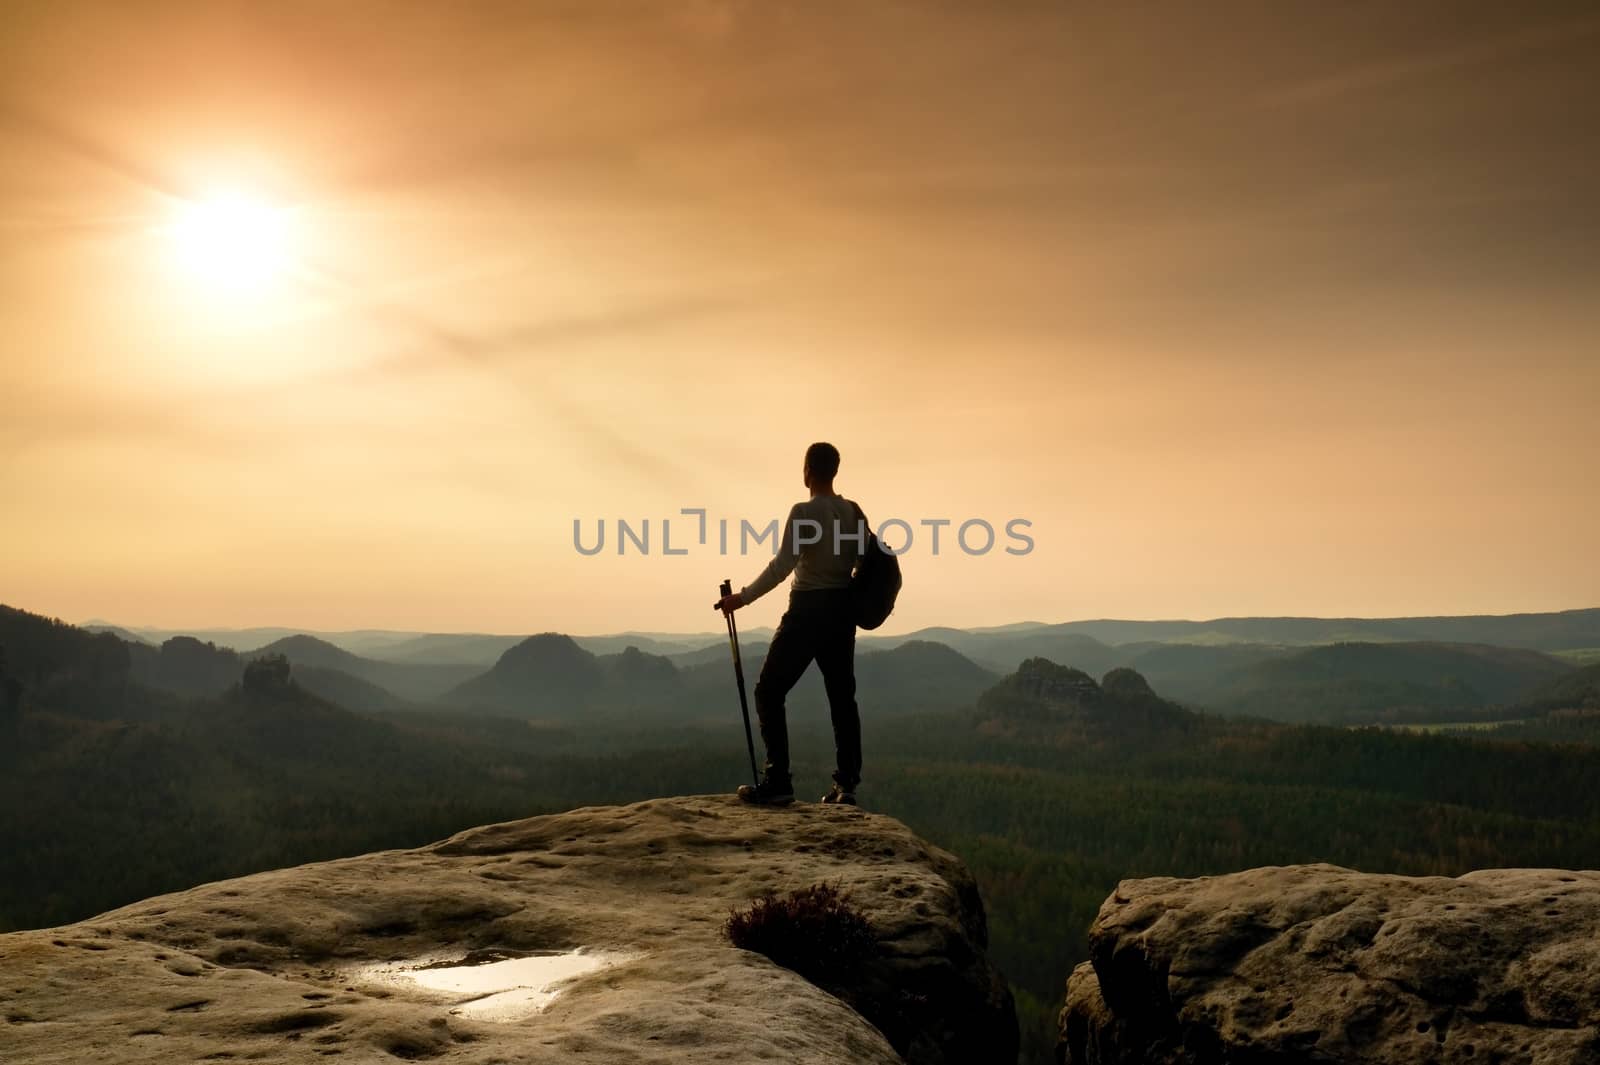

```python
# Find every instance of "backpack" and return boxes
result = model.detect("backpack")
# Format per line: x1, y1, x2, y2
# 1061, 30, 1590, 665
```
849, 503, 902, 630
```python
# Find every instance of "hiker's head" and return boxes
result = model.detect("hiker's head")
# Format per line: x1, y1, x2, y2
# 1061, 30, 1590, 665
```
803, 441, 840, 489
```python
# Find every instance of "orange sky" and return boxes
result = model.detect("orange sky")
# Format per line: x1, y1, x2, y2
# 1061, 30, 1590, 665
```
2, 1, 1597, 636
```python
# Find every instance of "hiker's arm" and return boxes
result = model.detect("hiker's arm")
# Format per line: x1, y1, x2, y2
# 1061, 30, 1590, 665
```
739, 504, 802, 605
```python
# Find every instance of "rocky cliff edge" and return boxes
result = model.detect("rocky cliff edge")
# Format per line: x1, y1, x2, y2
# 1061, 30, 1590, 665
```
1, 796, 1016, 1064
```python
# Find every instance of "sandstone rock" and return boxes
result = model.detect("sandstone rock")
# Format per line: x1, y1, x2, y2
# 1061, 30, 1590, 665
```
1058, 863, 1600, 1064
0, 796, 1015, 1064
1012, 659, 1104, 705
1098, 669, 1155, 701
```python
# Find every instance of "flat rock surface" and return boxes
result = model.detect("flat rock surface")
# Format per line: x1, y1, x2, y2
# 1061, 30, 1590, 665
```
1, 795, 1015, 1064
1059, 863, 1600, 1065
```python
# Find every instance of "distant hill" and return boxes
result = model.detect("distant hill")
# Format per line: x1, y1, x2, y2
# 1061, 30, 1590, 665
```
670, 640, 771, 668
252, 633, 373, 673
1515, 662, 1600, 715
972, 658, 1199, 744
127, 636, 242, 698
442, 633, 704, 720
113, 625, 318, 653
965, 621, 1051, 634
867, 627, 1120, 676
1201, 641, 1573, 724
574, 632, 746, 657
249, 635, 475, 702
445, 633, 612, 718
853, 640, 999, 711
1116, 642, 1292, 703
663, 639, 999, 725
81, 623, 151, 645
596, 644, 679, 689
358, 633, 527, 666
1, 605, 136, 719
1469, 664, 1600, 745
2, 605, 129, 685
292, 665, 414, 713
1035, 608, 1600, 650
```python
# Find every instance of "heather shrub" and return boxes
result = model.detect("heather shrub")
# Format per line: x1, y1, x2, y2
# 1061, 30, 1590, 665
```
724, 882, 877, 980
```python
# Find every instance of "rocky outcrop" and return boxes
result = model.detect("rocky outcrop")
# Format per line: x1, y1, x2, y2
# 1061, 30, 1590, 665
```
0, 796, 1015, 1064
1059, 863, 1600, 1064
976, 661, 1198, 740
1011, 659, 1105, 705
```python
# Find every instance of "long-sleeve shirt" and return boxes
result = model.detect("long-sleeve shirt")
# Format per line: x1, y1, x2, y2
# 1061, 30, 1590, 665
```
739, 493, 866, 605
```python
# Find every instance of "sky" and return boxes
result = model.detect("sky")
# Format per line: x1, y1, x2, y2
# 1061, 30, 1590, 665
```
2, 0, 1597, 636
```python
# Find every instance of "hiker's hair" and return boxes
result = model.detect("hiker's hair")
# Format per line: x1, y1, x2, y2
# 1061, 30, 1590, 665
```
805, 442, 841, 481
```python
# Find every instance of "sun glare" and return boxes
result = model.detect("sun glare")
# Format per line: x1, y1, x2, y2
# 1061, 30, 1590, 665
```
166, 192, 295, 290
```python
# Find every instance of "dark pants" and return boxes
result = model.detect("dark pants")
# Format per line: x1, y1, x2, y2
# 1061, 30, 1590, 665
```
753, 587, 860, 790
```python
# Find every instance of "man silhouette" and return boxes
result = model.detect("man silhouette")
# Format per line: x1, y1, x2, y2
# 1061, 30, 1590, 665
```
714, 442, 865, 806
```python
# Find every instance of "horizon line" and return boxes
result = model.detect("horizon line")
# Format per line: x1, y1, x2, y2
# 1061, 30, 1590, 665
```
64, 602, 1600, 642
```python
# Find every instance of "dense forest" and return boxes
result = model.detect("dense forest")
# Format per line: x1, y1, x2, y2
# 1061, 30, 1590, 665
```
4, 604, 1600, 1063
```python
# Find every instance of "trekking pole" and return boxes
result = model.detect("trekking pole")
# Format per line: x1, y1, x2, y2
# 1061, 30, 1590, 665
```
719, 579, 761, 786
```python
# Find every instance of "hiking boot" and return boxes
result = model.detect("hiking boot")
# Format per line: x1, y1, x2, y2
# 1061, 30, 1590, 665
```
820, 784, 857, 806
736, 775, 795, 806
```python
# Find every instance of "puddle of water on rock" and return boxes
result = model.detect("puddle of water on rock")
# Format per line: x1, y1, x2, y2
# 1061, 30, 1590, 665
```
359, 949, 633, 1020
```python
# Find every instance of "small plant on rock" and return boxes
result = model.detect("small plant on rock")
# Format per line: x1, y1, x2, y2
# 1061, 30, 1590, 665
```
724, 881, 877, 981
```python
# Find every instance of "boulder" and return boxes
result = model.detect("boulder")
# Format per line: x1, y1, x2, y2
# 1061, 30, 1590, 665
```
1059, 863, 1600, 1064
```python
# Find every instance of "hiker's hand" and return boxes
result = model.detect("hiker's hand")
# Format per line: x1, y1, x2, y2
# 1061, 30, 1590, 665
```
714, 591, 745, 615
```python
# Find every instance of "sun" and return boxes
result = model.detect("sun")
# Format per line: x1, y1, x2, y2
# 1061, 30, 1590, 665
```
166, 191, 295, 290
